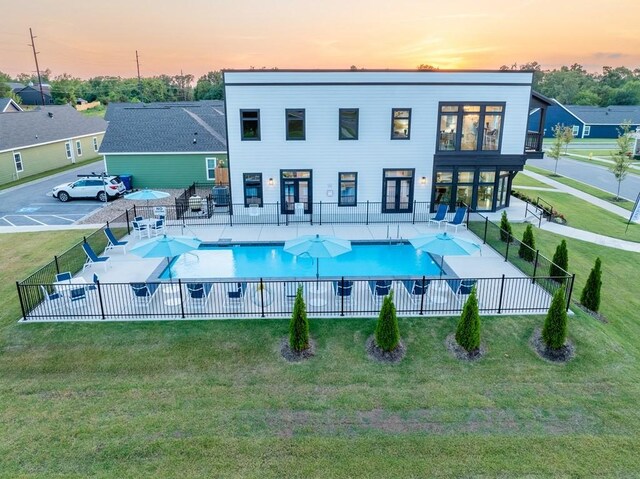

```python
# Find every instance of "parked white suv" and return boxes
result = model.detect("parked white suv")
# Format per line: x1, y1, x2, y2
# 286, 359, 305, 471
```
52, 175, 126, 202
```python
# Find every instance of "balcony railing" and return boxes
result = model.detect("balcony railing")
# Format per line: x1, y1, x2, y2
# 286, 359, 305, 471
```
525, 131, 542, 152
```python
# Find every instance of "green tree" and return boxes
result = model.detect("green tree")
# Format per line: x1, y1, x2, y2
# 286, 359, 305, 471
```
518, 224, 536, 262
609, 122, 634, 200
194, 71, 224, 100
580, 257, 602, 312
51, 73, 83, 104
455, 287, 481, 352
542, 288, 568, 350
499, 211, 513, 242
0, 81, 10, 97
289, 286, 309, 352
562, 126, 574, 154
548, 124, 564, 174
375, 290, 400, 352
549, 240, 569, 281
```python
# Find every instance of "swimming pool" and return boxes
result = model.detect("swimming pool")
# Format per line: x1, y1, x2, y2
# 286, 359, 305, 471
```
159, 242, 443, 279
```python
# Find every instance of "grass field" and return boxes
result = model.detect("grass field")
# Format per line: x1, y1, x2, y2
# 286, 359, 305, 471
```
511, 172, 555, 189
2, 228, 640, 476
0, 158, 102, 192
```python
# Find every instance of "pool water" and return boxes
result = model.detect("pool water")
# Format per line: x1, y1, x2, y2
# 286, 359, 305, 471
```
160, 242, 442, 279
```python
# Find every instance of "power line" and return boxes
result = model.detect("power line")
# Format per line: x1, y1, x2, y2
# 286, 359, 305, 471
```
28, 27, 46, 106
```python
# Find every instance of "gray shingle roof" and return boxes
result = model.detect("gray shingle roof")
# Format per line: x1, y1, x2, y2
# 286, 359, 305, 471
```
99, 101, 227, 154
563, 104, 640, 125
0, 104, 107, 152
0, 98, 22, 112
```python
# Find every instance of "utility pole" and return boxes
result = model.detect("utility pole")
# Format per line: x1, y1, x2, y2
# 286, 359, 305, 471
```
135, 50, 142, 97
28, 27, 46, 106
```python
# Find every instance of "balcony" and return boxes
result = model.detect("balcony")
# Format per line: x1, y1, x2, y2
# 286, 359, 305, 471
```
525, 131, 543, 158
525, 91, 553, 159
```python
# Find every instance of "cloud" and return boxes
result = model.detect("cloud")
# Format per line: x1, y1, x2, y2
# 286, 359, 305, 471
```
591, 52, 627, 60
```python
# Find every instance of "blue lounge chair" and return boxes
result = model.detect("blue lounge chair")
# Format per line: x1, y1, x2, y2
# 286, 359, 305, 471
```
104, 227, 128, 254
368, 280, 392, 301
130, 282, 159, 306
132, 220, 148, 239
40, 285, 65, 310
226, 282, 247, 308
445, 206, 468, 232
446, 278, 477, 304
82, 243, 109, 272
333, 280, 353, 302
69, 286, 87, 307
403, 279, 430, 302
186, 282, 212, 307
149, 219, 165, 236
427, 204, 449, 229
87, 273, 99, 291
55, 271, 72, 283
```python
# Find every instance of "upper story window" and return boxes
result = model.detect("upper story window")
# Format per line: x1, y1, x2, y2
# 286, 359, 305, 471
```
286, 109, 305, 140
391, 109, 411, 139
339, 108, 359, 140
240, 109, 260, 140
437, 103, 505, 152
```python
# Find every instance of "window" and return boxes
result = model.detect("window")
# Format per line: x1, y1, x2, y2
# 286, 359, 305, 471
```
339, 108, 359, 140
13, 152, 23, 173
93, 137, 99, 152
240, 109, 260, 140
583, 125, 591, 137
434, 170, 453, 207
572, 125, 580, 136
205, 157, 217, 181
391, 109, 411, 139
437, 103, 505, 152
65, 141, 73, 160
243, 173, 263, 207
75, 140, 82, 157
456, 170, 475, 206
338, 172, 357, 206
477, 169, 496, 211
286, 109, 305, 140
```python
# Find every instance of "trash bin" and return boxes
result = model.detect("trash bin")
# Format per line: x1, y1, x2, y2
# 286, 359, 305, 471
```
119, 174, 133, 191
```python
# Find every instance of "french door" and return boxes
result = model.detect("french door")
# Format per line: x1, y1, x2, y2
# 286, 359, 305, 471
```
281, 170, 312, 214
382, 169, 414, 213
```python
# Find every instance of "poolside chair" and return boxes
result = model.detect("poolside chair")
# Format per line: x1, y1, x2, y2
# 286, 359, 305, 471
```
402, 279, 430, 302
153, 207, 166, 221
134, 216, 144, 222
39, 285, 65, 310
186, 282, 212, 308
130, 282, 160, 307
226, 282, 247, 308
445, 206, 468, 232
104, 227, 128, 254
82, 243, 109, 272
55, 271, 72, 283
149, 219, 165, 236
132, 220, 149, 239
87, 273, 99, 291
333, 280, 353, 303
368, 280, 392, 303
69, 286, 87, 308
285, 282, 301, 303
427, 204, 449, 229
446, 278, 477, 305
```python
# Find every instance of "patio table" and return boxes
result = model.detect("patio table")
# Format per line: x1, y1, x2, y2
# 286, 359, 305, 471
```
54, 277, 87, 295
161, 283, 182, 307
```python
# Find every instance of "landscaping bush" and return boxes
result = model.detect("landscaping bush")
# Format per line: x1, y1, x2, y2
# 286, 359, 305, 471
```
375, 291, 400, 352
289, 285, 309, 352
549, 239, 569, 281
580, 257, 603, 312
542, 287, 568, 350
499, 211, 513, 242
518, 224, 536, 262
455, 287, 481, 353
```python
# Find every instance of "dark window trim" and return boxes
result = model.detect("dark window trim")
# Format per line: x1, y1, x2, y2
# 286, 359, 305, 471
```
280, 169, 313, 215
381, 168, 415, 213
390, 108, 411, 140
339, 108, 359, 140
285, 108, 306, 141
436, 102, 506, 154
338, 172, 358, 207
240, 109, 261, 141
243, 172, 263, 207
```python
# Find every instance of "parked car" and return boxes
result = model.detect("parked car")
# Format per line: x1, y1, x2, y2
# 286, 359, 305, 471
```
51, 175, 126, 202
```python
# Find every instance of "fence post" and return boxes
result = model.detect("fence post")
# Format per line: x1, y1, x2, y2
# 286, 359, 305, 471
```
483, 217, 488, 244
532, 250, 539, 284
465, 206, 470, 228
133, 204, 137, 219
497, 274, 506, 314
229, 206, 233, 227
566, 273, 576, 311
419, 275, 426, 315
96, 280, 106, 320
412, 201, 416, 224
340, 276, 345, 317
504, 233, 511, 262
366, 201, 369, 225
178, 279, 186, 319
260, 278, 265, 318
16, 282, 27, 320
125, 209, 131, 234
54, 255, 60, 275
277, 202, 280, 226
319, 201, 322, 226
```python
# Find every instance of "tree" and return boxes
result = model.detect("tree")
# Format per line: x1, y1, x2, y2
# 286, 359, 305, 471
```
580, 257, 603, 313
562, 126, 574, 154
375, 291, 400, 352
499, 211, 513, 242
549, 240, 569, 281
518, 224, 536, 262
194, 71, 224, 100
0, 81, 10, 97
609, 122, 634, 200
548, 124, 564, 174
51, 73, 83, 104
455, 287, 481, 352
289, 285, 309, 352
417, 64, 438, 71
542, 288, 568, 351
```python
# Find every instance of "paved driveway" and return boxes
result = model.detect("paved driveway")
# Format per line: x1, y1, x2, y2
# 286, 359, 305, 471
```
0, 160, 106, 227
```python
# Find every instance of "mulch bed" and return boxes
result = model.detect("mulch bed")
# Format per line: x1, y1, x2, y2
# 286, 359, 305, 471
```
572, 301, 608, 323
445, 333, 486, 361
280, 337, 316, 362
366, 335, 406, 364
530, 328, 575, 363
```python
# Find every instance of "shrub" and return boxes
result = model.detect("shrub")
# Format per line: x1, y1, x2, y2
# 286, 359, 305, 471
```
518, 224, 536, 262
542, 287, 568, 350
455, 287, 481, 352
289, 285, 309, 352
499, 211, 513, 242
375, 290, 400, 352
549, 240, 569, 281
580, 257, 602, 312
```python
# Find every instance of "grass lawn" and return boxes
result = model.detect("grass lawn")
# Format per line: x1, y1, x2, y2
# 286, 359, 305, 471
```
80, 105, 106, 118
511, 172, 555, 189
2, 231, 640, 476
0, 158, 102, 192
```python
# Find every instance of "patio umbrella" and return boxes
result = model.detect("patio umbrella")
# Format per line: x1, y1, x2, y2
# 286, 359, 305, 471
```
129, 234, 201, 280
283, 234, 352, 281
409, 232, 481, 277
124, 188, 171, 210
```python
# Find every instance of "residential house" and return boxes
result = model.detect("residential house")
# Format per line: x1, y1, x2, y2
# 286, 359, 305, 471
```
529, 100, 640, 138
0, 105, 107, 185
100, 101, 228, 189
0, 98, 22, 113
223, 70, 548, 214
10, 82, 54, 105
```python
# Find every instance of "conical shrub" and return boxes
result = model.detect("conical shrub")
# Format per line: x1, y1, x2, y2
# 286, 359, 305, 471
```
518, 224, 536, 262
500, 211, 513, 242
455, 286, 481, 352
375, 291, 400, 352
549, 240, 569, 281
289, 285, 309, 352
580, 257, 602, 312
542, 287, 568, 350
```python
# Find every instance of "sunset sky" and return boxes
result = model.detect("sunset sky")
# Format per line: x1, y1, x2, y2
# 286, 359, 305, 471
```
2, 0, 638, 80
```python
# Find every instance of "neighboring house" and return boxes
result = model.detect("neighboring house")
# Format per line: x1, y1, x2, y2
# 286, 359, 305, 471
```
530, 100, 640, 138
0, 98, 23, 113
100, 101, 228, 189
11, 82, 54, 105
223, 70, 548, 213
0, 105, 107, 185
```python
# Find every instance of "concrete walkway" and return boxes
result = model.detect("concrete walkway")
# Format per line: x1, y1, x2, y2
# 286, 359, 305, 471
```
0, 224, 104, 234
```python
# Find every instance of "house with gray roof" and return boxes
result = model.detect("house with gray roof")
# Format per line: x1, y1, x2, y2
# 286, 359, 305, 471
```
100, 101, 228, 188
0, 98, 22, 113
0, 104, 107, 185
10, 82, 54, 105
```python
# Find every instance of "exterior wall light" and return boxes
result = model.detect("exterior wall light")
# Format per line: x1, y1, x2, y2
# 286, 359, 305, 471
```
268, 177, 274, 186
420, 176, 427, 185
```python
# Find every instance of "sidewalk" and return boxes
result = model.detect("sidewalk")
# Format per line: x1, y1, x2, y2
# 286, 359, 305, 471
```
0, 224, 104, 234
565, 152, 640, 173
